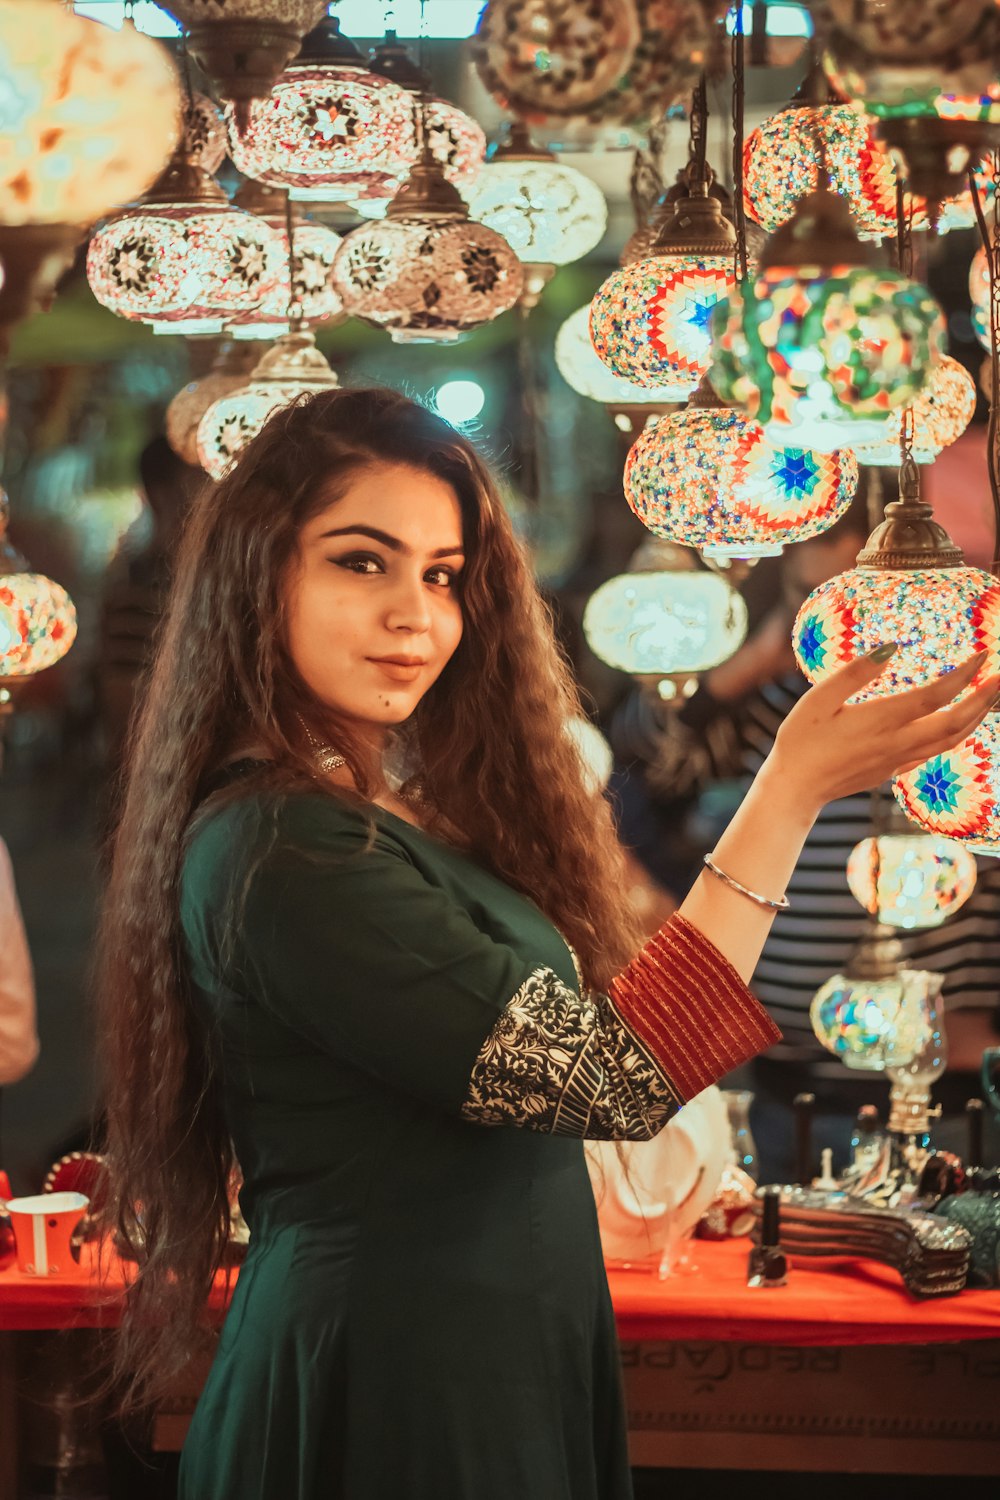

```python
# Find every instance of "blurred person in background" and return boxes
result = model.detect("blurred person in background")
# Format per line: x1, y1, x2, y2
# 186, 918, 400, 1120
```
0, 834, 38, 1089
611, 490, 1000, 1181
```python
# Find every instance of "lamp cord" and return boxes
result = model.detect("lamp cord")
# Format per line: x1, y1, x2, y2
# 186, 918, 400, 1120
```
731, 0, 748, 282
969, 157, 1000, 577
283, 191, 301, 329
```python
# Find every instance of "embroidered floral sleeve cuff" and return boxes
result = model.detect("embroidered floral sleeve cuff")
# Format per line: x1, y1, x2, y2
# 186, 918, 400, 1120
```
461, 914, 779, 1140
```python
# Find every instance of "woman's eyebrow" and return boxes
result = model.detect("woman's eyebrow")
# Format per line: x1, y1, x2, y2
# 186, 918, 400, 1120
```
318, 523, 465, 559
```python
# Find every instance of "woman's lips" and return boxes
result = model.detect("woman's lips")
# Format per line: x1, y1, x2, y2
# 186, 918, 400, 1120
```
368, 657, 426, 682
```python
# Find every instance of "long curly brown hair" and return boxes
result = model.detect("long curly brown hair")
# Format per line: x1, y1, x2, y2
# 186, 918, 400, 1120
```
97, 386, 641, 1410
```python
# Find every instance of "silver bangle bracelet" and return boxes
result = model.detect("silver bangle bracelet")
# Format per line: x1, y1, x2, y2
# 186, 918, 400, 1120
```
703, 854, 790, 912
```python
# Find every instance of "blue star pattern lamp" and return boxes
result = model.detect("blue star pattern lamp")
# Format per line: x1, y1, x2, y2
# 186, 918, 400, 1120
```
893, 713, 1000, 854
623, 380, 858, 559
589, 184, 738, 397
793, 458, 1000, 702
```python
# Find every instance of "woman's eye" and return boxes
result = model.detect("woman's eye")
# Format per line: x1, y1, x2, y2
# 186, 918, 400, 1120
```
425, 567, 458, 588
334, 553, 382, 574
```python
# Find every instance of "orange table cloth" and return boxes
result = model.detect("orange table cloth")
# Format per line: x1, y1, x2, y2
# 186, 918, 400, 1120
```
1, 1237, 999, 1344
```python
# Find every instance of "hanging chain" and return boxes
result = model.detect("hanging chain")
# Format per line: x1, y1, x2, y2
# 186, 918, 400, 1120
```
690, 74, 709, 190
969, 155, 1000, 575
895, 175, 916, 470
731, 0, 748, 282
283, 191, 302, 329
629, 114, 668, 231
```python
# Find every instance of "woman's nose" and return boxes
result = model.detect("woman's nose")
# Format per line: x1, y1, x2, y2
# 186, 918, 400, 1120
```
384, 572, 432, 633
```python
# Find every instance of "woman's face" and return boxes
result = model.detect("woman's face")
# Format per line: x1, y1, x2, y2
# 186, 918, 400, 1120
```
285, 461, 466, 739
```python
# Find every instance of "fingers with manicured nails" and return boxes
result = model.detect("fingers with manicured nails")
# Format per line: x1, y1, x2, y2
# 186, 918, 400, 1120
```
882, 649, 992, 719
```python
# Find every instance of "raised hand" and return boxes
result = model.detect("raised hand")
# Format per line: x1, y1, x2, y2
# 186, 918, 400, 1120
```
770, 648, 1000, 813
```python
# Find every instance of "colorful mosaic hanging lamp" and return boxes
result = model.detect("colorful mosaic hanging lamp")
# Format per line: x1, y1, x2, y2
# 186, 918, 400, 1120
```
471, 0, 642, 120
160, 0, 328, 130
224, 180, 343, 340
166, 340, 264, 469
709, 185, 946, 451
464, 122, 607, 306
197, 328, 340, 480
0, 490, 76, 680
846, 831, 978, 930
820, 0, 1000, 214
893, 712, 1000, 854
361, 30, 485, 208
582, 537, 748, 678
855, 357, 976, 467
225, 16, 415, 203
792, 455, 1000, 702
331, 118, 522, 345
554, 305, 682, 435
86, 142, 282, 336
590, 179, 738, 397
623, 375, 859, 559
0, 1, 181, 229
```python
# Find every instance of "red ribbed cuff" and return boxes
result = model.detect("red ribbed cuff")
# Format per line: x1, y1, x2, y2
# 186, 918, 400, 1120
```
608, 914, 780, 1102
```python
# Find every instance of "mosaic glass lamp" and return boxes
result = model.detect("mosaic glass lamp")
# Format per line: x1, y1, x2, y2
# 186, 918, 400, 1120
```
331, 134, 522, 345
224, 181, 343, 340
554, 305, 687, 424
739, 66, 983, 242
362, 30, 485, 208
0, 491, 76, 679
590, 182, 738, 397
463, 123, 607, 293
226, 17, 415, 203
820, 0, 1000, 111
197, 328, 339, 480
86, 145, 282, 336
624, 377, 858, 559
0, 1, 181, 228
471, 0, 641, 119
181, 92, 228, 176
473, 0, 709, 127
582, 538, 748, 676
820, 1, 1000, 209
792, 457, 1000, 702
810, 921, 938, 1072
855, 357, 977, 467
165, 340, 263, 468
847, 832, 978, 929
709, 187, 946, 451
894, 711, 1000, 855
160, 1, 328, 127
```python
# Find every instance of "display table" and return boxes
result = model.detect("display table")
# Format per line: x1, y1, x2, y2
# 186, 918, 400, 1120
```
2, 1237, 999, 1484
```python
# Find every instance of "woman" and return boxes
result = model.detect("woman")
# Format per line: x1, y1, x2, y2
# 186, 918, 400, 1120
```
98, 388, 997, 1500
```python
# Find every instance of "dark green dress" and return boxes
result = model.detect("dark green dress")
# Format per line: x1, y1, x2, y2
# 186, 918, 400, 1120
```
177, 792, 646, 1500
